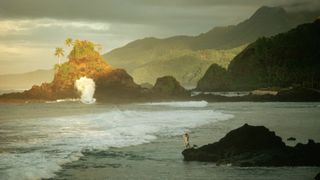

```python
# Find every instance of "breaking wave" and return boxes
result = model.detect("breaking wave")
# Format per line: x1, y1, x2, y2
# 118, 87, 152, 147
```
0, 104, 233, 179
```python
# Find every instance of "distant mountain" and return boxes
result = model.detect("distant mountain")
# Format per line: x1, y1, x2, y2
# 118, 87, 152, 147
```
130, 46, 245, 88
197, 19, 320, 91
104, 6, 319, 86
0, 69, 54, 90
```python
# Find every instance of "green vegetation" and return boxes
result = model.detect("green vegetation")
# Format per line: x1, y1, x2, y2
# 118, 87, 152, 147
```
68, 40, 100, 60
65, 38, 73, 47
59, 63, 75, 76
106, 44, 245, 86
51, 39, 112, 89
197, 19, 320, 91
104, 6, 318, 87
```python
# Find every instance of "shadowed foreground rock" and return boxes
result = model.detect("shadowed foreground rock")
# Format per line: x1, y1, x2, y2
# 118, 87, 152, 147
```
182, 124, 320, 166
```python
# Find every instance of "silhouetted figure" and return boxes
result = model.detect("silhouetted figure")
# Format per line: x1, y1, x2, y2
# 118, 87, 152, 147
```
183, 132, 191, 148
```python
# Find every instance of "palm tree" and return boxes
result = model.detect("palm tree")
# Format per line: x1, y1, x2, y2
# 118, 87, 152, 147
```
65, 38, 73, 47
54, 47, 64, 65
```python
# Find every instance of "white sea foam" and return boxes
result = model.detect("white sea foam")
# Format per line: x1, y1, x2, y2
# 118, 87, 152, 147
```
75, 77, 96, 104
0, 104, 233, 180
45, 98, 80, 103
142, 100, 209, 107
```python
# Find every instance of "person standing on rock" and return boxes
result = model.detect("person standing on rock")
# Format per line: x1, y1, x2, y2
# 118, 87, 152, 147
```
183, 132, 191, 148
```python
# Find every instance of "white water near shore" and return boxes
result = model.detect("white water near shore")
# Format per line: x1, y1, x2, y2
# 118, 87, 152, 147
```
0, 101, 233, 180
142, 100, 208, 107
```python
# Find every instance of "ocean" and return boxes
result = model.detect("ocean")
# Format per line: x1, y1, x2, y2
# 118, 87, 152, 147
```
0, 101, 319, 180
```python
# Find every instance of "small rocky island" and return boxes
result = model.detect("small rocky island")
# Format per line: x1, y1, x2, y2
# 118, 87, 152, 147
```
0, 39, 189, 103
182, 124, 320, 166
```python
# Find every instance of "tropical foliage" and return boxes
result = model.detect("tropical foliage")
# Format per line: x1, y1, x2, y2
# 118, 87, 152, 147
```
105, 43, 245, 86
197, 20, 320, 91
65, 38, 73, 47
68, 39, 102, 60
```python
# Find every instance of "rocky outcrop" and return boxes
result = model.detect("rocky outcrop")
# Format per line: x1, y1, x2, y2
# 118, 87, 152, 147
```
182, 124, 320, 166
151, 76, 190, 98
0, 40, 143, 102
196, 64, 229, 91
95, 69, 143, 102
0, 40, 192, 103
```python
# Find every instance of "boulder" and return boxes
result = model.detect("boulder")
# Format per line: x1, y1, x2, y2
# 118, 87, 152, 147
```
95, 69, 143, 102
152, 76, 189, 98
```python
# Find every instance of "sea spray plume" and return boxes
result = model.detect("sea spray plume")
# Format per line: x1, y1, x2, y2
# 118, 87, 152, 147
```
75, 77, 96, 104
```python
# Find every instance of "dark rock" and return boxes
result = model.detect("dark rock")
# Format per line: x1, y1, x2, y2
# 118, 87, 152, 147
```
196, 64, 229, 91
276, 88, 320, 102
315, 172, 320, 180
152, 76, 189, 98
95, 69, 143, 102
140, 83, 153, 89
287, 137, 296, 141
182, 124, 320, 166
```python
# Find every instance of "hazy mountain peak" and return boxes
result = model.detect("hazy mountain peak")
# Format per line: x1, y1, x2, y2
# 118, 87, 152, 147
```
252, 6, 287, 18
243, 6, 289, 27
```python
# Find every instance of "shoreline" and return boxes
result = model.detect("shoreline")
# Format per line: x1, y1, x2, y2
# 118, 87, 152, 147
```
50, 102, 320, 180
1, 87, 320, 104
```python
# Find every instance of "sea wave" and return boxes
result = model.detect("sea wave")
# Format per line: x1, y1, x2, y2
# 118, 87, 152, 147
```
45, 98, 80, 103
141, 100, 209, 107
0, 107, 233, 180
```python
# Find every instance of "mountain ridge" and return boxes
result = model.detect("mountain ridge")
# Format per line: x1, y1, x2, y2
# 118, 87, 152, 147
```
197, 19, 320, 91
104, 6, 319, 86
0, 69, 54, 90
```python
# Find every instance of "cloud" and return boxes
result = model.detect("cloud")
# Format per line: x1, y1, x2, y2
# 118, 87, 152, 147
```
0, 19, 110, 36
0, 0, 319, 75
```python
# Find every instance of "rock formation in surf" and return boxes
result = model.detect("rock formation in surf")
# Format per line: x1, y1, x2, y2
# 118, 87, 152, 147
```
0, 39, 142, 102
182, 124, 320, 166
151, 76, 189, 98
0, 39, 190, 102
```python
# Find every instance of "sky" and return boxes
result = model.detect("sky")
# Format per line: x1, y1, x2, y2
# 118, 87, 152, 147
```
0, 0, 319, 74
